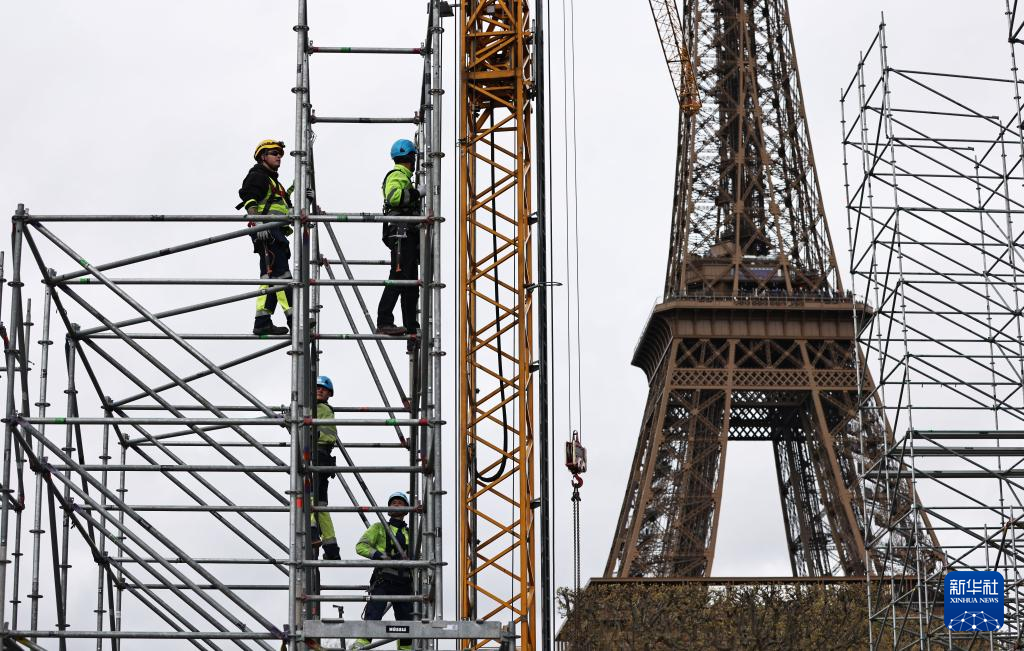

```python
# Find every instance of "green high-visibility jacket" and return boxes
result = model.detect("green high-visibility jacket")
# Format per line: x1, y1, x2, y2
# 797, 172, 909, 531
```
382, 164, 413, 210
355, 520, 410, 559
317, 401, 337, 446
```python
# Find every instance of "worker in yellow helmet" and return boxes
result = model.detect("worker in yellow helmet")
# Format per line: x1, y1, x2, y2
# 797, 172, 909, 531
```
237, 139, 294, 336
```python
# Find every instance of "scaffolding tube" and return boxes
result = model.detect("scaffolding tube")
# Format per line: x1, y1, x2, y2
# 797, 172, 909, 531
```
845, 14, 1024, 649
0, 3, 517, 650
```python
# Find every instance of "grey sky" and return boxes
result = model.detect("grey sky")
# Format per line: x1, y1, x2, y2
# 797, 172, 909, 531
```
0, 0, 1016, 646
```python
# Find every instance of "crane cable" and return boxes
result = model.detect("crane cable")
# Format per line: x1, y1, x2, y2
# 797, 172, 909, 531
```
559, 0, 586, 596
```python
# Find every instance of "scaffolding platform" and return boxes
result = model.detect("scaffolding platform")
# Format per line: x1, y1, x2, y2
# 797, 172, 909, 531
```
0, 1, 504, 650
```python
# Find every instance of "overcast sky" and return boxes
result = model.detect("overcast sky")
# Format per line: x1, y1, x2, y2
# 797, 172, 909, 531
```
0, 0, 1017, 647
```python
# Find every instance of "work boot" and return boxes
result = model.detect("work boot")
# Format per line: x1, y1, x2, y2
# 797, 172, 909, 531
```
253, 316, 289, 336
285, 314, 318, 332
322, 542, 340, 561
375, 322, 406, 336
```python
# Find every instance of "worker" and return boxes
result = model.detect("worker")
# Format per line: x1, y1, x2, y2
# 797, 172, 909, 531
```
374, 139, 422, 337
349, 491, 414, 651
312, 375, 340, 561
237, 139, 294, 336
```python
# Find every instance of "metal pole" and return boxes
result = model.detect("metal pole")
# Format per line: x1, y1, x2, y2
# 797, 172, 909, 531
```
8, 296, 31, 632
58, 335, 77, 632
290, 0, 311, 645
0, 206, 27, 630
428, 0, 445, 640
534, 0, 553, 647
26, 280, 52, 637
95, 405, 112, 651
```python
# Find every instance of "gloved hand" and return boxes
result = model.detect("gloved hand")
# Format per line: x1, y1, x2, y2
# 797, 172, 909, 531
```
371, 551, 385, 560
255, 228, 272, 242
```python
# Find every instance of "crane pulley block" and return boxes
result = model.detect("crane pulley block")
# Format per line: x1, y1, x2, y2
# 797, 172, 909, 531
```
565, 430, 587, 476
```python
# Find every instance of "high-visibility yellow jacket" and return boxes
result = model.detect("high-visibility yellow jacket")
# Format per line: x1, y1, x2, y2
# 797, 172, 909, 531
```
237, 164, 294, 249
317, 401, 336, 446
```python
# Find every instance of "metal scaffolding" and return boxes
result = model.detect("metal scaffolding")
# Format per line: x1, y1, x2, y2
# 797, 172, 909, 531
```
844, 8, 1024, 649
0, 2, 509, 649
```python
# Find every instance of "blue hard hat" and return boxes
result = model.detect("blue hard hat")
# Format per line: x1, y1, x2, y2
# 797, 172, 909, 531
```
390, 139, 417, 159
388, 491, 410, 506
316, 375, 334, 393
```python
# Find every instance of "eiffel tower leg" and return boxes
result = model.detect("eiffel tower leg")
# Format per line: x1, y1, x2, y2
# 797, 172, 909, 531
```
800, 341, 868, 575
668, 384, 733, 576
773, 427, 831, 576
605, 358, 670, 576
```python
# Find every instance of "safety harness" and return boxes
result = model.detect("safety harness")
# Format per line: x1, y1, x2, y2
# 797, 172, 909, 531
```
371, 520, 411, 585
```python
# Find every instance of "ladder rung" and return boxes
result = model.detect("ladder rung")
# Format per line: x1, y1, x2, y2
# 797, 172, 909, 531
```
312, 116, 419, 124
141, 583, 368, 591
118, 405, 410, 413
129, 441, 407, 448
319, 213, 428, 223
309, 46, 423, 55
321, 259, 390, 266
18, 213, 436, 223
82, 333, 416, 341
304, 593, 426, 603
74, 505, 416, 514
30, 417, 427, 427
908, 447, 1024, 456
57, 277, 417, 287
302, 559, 436, 568
315, 279, 421, 287
53, 464, 424, 473
911, 429, 1024, 439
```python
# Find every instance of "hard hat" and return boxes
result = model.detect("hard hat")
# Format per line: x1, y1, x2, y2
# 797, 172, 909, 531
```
254, 139, 286, 160
390, 139, 417, 159
316, 375, 334, 393
387, 491, 410, 506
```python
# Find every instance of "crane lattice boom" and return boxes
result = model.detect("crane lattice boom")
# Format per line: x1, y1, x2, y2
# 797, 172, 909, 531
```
648, 0, 700, 114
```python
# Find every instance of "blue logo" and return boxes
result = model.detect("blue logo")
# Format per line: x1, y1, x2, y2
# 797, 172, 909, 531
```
944, 571, 1003, 631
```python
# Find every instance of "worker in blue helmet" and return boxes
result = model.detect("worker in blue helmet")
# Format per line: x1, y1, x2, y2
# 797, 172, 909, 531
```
311, 375, 339, 560
350, 490, 414, 650
374, 139, 422, 338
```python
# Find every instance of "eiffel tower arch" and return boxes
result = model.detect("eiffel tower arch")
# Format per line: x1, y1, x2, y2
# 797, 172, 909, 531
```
604, 0, 925, 578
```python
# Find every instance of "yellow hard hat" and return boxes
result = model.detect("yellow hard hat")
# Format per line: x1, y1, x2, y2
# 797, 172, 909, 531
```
253, 139, 286, 160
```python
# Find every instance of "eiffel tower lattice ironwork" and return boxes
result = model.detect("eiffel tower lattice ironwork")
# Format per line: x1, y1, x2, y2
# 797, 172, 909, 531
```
604, 0, 927, 578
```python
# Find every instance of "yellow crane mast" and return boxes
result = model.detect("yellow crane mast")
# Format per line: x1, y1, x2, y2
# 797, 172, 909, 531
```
457, 0, 537, 650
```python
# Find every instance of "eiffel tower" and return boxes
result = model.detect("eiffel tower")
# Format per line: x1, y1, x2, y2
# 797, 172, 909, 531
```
605, 0, 915, 578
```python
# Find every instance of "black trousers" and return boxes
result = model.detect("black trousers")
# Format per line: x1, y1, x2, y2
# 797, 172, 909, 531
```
363, 575, 414, 647
313, 445, 335, 503
376, 240, 420, 332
